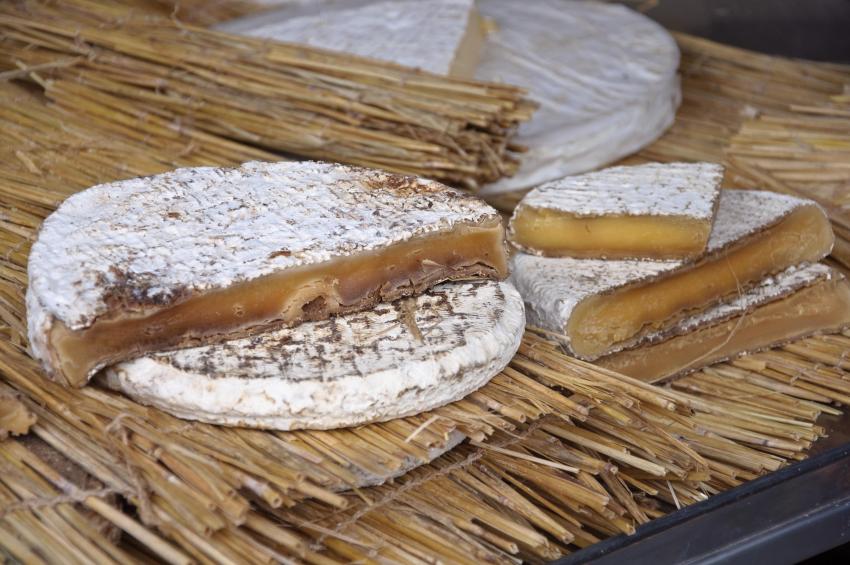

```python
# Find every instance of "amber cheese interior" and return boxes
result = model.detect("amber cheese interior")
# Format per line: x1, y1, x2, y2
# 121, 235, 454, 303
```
569, 204, 833, 359
49, 222, 508, 387
511, 207, 713, 259
598, 277, 850, 383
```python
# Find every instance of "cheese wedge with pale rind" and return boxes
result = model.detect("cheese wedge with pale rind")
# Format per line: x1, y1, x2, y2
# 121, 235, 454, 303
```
509, 162, 723, 260
218, 0, 485, 78
597, 264, 850, 381
512, 190, 834, 360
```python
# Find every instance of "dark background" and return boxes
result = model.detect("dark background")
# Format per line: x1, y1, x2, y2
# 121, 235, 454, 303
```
630, 0, 850, 62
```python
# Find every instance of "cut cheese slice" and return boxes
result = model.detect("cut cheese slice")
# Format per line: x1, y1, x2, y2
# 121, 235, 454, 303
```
218, 0, 485, 78
512, 189, 834, 360
597, 264, 850, 382
103, 280, 524, 430
509, 162, 723, 260
27, 161, 508, 387
476, 0, 680, 194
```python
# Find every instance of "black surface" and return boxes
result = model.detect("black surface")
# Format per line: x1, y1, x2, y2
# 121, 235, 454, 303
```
555, 443, 850, 564
642, 0, 850, 62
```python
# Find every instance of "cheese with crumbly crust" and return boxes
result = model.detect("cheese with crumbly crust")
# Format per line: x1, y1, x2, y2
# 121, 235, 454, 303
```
27, 161, 507, 386
512, 190, 834, 359
508, 162, 723, 259
104, 281, 524, 431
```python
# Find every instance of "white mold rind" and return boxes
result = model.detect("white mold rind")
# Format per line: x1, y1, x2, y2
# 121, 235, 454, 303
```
476, 0, 681, 194
511, 190, 831, 358
218, 0, 477, 76
512, 162, 723, 221
104, 281, 525, 430
26, 160, 500, 378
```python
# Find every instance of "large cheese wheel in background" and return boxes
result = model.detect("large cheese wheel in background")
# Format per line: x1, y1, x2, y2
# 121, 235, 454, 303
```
219, 1, 679, 196
476, 0, 680, 194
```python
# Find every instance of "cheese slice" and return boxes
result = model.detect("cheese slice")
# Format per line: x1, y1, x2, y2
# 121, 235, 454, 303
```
476, 0, 680, 194
103, 281, 524, 430
217, 0, 485, 78
509, 162, 723, 260
512, 190, 834, 360
27, 161, 508, 387
597, 264, 850, 382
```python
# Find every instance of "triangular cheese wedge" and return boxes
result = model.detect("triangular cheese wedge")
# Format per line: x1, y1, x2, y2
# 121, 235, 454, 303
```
511, 190, 834, 360
27, 161, 507, 387
104, 281, 524, 431
509, 162, 723, 260
218, 0, 485, 78
597, 264, 850, 381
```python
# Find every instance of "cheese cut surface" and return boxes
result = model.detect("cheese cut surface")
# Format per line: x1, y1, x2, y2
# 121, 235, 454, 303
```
509, 163, 724, 259
512, 190, 834, 360
476, 0, 680, 194
27, 161, 508, 387
103, 281, 524, 430
598, 265, 850, 382
218, 0, 484, 78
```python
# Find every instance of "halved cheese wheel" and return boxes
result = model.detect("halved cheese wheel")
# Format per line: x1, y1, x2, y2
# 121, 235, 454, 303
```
27, 161, 507, 387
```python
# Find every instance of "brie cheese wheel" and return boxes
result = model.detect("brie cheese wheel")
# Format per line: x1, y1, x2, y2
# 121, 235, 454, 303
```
27, 160, 507, 387
512, 190, 834, 360
476, 0, 681, 194
103, 280, 525, 430
217, 0, 485, 78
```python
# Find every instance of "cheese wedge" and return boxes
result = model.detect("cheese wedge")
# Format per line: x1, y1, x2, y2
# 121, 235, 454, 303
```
512, 190, 834, 360
218, 0, 485, 78
597, 264, 850, 382
476, 0, 680, 194
27, 161, 508, 387
509, 162, 723, 260
103, 281, 524, 430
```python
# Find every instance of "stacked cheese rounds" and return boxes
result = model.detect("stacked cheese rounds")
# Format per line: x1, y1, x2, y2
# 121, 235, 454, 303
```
507, 162, 850, 382
27, 161, 525, 430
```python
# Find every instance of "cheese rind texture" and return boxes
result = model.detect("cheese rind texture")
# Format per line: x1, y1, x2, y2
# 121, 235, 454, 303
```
508, 162, 723, 258
27, 160, 504, 384
104, 281, 525, 430
624, 263, 834, 345
218, 0, 481, 77
476, 0, 680, 194
511, 189, 833, 359
512, 162, 723, 220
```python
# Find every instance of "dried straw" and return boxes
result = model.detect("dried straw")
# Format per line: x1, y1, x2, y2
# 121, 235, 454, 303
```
2, 15, 850, 563
726, 94, 850, 268
0, 0, 534, 190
